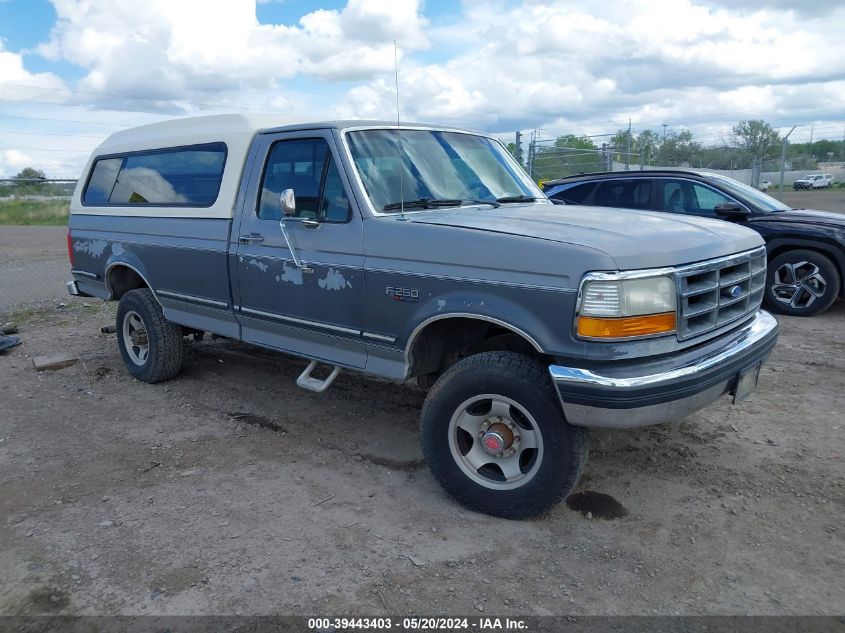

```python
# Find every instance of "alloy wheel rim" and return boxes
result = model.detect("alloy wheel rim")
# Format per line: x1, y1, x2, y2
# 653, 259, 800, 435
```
448, 394, 543, 490
770, 260, 827, 310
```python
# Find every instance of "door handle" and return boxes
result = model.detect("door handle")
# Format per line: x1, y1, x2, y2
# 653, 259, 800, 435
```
238, 233, 264, 244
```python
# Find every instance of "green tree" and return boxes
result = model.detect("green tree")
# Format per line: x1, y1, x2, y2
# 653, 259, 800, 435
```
656, 130, 700, 166
14, 167, 46, 181
532, 135, 603, 180
554, 134, 597, 150
610, 129, 632, 164
732, 120, 780, 159
635, 130, 660, 167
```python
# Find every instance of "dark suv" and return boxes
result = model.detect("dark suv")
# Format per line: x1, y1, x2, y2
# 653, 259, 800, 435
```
543, 170, 845, 316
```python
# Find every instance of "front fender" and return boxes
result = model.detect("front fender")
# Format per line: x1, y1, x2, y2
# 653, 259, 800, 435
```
402, 285, 580, 359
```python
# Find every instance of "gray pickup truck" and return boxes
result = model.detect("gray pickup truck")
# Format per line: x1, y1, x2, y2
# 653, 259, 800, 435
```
66, 115, 778, 518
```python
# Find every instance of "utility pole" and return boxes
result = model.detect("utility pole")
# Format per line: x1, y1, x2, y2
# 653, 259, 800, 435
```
527, 130, 537, 182
662, 124, 667, 142
779, 125, 797, 197
624, 118, 631, 171
515, 131, 523, 166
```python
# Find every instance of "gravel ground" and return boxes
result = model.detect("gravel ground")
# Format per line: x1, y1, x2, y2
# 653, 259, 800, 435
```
0, 297, 842, 616
0, 226, 68, 313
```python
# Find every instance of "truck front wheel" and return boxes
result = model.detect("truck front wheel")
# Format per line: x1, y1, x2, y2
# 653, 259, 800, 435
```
116, 288, 185, 383
420, 351, 588, 519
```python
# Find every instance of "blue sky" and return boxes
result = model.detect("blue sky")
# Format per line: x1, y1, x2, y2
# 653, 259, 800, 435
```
1, 0, 844, 177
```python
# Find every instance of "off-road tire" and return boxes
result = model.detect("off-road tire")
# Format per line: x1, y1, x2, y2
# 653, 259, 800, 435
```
116, 288, 185, 383
420, 351, 588, 519
765, 249, 840, 317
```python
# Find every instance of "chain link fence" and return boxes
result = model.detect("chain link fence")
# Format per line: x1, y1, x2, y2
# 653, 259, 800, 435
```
521, 134, 845, 191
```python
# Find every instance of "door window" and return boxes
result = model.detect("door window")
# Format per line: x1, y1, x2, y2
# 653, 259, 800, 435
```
661, 179, 733, 216
593, 179, 652, 209
257, 138, 351, 222
548, 181, 596, 204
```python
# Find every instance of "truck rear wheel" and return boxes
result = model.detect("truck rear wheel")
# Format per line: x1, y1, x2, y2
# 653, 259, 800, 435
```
116, 288, 185, 383
420, 351, 588, 519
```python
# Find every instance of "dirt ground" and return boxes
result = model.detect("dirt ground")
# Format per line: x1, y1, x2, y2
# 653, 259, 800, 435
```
1, 294, 843, 616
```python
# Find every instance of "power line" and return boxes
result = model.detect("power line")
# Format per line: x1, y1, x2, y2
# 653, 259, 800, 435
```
0, 145, 93, 153
0, 130, 106, 139
0, 113, 134, 127
0, 82, 252, 112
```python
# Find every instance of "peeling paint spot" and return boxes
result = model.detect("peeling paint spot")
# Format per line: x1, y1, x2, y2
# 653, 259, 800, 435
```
112, 242, 125, 257
73, 239, 108, 259
318, 268, 352, 291
437, 300, 446, 311
280, 263, 303, 286
247, 258, 268, 272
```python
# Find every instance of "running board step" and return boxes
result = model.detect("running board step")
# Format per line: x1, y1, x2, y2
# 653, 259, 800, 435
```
296, 360, 341, 393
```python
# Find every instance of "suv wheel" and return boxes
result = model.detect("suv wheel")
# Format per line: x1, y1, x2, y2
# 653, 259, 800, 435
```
116, 288, 185, 382
765, 250, 840, 316
420, 351, 588, 519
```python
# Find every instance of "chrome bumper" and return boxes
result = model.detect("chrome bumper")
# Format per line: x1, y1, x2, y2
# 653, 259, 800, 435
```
549, 310, 779, 428
66, 280, 81, 296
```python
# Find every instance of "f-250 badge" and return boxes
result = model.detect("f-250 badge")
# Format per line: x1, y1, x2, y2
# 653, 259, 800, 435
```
385, 286, 419, 302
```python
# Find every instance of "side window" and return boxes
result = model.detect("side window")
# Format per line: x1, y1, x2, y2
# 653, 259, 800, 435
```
662, 180, 686, 213
690, 183, 732, 216
83, 158, 122, 204
550, 182, 596, 204
661, 179, 733, 216
258, 138, 351, 222
322, 159, 352, 222
593, 179, 651, 209
82, 144, 226, 207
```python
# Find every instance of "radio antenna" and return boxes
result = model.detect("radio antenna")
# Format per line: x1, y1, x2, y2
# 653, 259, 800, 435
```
394, 40, 406, 221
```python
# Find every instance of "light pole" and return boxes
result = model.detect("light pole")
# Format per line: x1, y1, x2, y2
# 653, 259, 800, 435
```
779, 125, 797, 197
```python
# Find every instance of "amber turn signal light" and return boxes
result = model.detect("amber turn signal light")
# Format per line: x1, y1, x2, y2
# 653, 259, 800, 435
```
577, 312, 676, 339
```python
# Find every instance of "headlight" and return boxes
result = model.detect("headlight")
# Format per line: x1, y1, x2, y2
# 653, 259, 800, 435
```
578, 275, 676, 339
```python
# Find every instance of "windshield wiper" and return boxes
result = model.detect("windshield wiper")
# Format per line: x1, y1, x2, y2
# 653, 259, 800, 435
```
383, 198, 462, 211
496, 195, 535, 203
382, 197, 500, 211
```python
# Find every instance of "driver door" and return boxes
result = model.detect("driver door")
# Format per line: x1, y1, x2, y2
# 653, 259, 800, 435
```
232, 131, 365, 369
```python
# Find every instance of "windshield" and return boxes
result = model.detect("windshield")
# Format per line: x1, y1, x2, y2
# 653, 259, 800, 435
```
704, 173, 790, 213
346, 129, 545, 212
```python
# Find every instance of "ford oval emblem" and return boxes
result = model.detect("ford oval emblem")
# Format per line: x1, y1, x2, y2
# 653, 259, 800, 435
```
729, 285, 743, 298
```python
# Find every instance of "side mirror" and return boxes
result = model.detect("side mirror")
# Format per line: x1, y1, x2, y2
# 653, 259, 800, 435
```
714, 202, 748, 220
279, 188, 296, 217
550, 198, 567, 206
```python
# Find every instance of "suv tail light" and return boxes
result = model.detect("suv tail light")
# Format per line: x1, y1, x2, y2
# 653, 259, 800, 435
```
67, 229, 74, 266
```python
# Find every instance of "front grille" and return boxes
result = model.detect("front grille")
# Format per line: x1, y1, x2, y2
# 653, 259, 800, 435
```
676, 247, 766, 340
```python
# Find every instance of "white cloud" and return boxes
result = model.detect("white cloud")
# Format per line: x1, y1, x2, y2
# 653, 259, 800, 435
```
339, 0, 845, 133
0, 149, 35, 175
36, 0, 428, 106
2, 0, 844, 177
0, 41, 67, 102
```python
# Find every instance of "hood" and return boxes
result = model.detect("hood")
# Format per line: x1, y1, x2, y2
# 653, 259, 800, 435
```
407, 203, 763, 270
750, 208, 845, 228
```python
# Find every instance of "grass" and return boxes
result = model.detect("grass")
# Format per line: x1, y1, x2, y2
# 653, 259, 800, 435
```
0, 199, 70, 225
